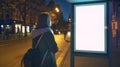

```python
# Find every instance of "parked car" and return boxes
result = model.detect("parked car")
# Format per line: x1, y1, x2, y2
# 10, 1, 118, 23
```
53, 29, 61, 34
64, 31, 71, 42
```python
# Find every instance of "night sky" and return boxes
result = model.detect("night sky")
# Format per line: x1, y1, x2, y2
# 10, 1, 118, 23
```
46, 0, 71, 21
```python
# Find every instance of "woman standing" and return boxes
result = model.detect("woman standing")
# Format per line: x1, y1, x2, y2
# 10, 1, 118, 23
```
32, 13, 58, 67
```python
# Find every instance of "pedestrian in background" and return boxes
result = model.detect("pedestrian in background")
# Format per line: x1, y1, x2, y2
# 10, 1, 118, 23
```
17, 27, 21, 39
6, 29, 9, 40
32, 13, 58, 67
63, 29, 67, 41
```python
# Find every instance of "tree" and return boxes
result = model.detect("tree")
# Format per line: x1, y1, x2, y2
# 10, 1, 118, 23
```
16, 0, 47, 36
47, 0, 55, 10
57, 11, 64, 30
16, 0, 27, 36
0, 0, 10, 39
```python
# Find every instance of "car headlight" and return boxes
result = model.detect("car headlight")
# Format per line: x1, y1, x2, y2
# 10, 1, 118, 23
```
67, 31, 71, 37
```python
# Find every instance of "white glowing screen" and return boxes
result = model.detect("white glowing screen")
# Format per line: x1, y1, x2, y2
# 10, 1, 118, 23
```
74, 3, 107, 53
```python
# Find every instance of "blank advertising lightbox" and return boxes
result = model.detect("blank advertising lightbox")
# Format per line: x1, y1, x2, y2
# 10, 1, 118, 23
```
74, 2, 108, 54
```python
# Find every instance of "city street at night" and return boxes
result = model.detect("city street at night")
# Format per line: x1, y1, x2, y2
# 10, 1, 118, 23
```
0, 34, 70, 67
1, 0, 120, 67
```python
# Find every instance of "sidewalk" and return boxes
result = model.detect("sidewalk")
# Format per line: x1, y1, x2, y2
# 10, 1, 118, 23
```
54, 34, 70, 67
60, 40, 120, 67
112, 45, 120, 67
60, 47, 70, 67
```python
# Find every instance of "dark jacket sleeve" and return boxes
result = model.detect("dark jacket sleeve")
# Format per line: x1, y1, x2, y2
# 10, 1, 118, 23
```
44, 32, 58, 54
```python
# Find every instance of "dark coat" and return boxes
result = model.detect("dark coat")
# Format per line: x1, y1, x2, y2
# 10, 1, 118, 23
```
32, 13, 58, 67
32, 31, 58, 67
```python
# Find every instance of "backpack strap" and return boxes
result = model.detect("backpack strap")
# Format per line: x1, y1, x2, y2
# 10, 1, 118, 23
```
41, 50, 49, 66
34, 34, 44, 49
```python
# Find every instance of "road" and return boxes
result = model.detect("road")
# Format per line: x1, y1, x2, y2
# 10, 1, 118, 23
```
0, 34, 70, 67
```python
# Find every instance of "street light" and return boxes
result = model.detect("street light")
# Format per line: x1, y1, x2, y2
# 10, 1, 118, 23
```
55, 7, 59, 13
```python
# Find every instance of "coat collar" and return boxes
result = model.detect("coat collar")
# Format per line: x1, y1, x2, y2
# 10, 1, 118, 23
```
32, 27, 53, 39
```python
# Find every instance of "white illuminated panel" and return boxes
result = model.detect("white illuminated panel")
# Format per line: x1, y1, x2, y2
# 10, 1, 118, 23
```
27, 26, 30, 33
74, 3, 107, 53
22, 26, 25, 33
